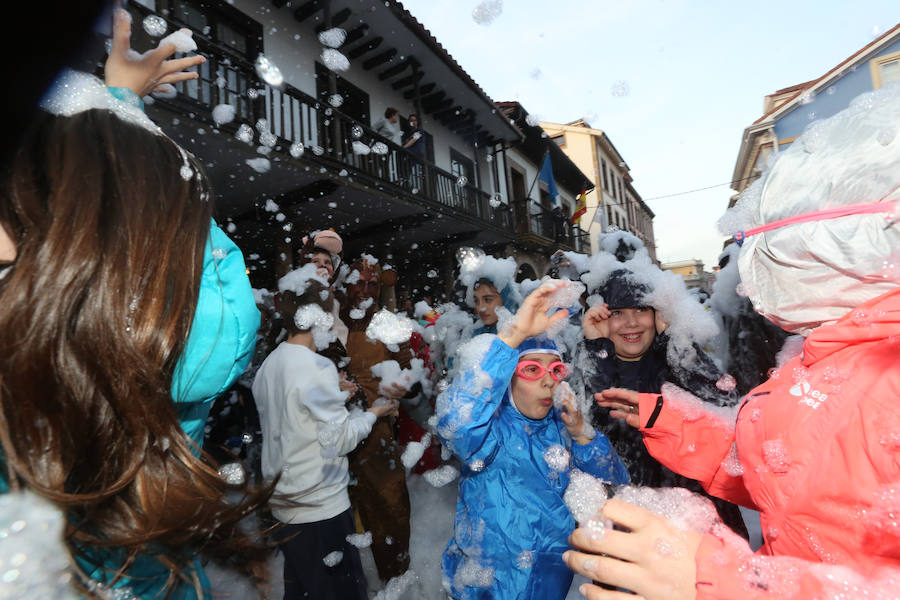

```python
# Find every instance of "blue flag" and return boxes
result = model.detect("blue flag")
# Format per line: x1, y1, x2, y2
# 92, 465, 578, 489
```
538, 152, 559, 206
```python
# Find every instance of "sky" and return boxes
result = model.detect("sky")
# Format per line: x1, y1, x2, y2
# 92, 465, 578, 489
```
398, 0, 898, 268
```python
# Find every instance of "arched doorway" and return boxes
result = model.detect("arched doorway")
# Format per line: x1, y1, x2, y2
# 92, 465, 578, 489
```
515, 262, 537, 283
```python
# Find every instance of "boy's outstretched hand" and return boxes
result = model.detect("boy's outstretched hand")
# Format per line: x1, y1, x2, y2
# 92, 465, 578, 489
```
498, 280, 570, 349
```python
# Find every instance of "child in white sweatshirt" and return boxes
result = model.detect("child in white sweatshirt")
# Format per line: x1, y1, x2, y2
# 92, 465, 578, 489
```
252, 266, 396, 599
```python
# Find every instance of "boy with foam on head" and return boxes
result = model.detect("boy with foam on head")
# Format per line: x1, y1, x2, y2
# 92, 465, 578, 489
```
252, 266, 397, 599
436, 281, 629, 599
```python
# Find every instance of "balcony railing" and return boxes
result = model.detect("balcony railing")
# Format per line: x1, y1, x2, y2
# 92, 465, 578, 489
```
521, 205, 590, 252
132, 5, 510, 231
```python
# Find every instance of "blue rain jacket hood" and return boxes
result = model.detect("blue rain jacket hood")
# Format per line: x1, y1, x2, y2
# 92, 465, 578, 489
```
437, 337, 629, 599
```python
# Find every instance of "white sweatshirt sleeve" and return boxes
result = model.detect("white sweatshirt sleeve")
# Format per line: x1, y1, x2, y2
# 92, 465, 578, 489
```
301, 363, 377, 456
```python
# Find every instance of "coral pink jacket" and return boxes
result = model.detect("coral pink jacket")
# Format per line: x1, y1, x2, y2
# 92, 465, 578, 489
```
636, 287, 900, 598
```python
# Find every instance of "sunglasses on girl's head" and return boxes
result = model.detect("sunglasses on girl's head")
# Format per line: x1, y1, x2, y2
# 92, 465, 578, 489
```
514, 360, 568, 382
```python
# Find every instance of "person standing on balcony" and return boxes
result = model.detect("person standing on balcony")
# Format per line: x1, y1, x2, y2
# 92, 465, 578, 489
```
340, 255, 418, 583
373, 107, 403, 145
402, 114, 427, 192
373, 108, 403, 182
403, 113, 426, 155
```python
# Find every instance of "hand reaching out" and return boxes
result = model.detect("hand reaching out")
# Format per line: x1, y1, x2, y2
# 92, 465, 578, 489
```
338, 371, 359, 395
563, 499, 702, 600
368, 399, 399, 419
498, 280, 570, 348
105, 8, 206, 97
595, 388, 641, 428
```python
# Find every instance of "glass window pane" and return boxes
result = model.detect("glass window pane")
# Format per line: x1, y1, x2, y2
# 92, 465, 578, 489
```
880, 59, 900, 85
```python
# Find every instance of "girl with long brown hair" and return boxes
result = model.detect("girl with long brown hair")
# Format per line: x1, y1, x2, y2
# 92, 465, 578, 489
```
0, 10, 272, 599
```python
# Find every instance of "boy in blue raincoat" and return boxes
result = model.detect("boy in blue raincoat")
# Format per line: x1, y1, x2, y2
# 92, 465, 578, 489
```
437, 281, 629, 599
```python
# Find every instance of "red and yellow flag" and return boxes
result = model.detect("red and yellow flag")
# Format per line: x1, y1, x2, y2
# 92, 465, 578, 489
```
571, 189, 587, 224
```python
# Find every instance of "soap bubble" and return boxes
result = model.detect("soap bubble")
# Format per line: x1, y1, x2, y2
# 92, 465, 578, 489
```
543, 444, 570, 472
423, 465, 459, 487
610, 80, 630, 97
218, 462, 245, 485
235, 123, 254, 144
456, 175, 468, 187
212, 103, 236, 126
564, 469, 608, 524
346, 531, 373, 548
328, 93, 344, 107
245, 157, 271, 173
715, 374, 737, 391
289, 142, 305, 158
254, 54, 284, 88
455, 246, 485, 270
318, 27, 346, 48
365, 308, 414, 345
472, 0, 503, 25
321, 48, 350, 71
351, 124, 364, 139
142, 15, 167, 37
876, 126, 896, 146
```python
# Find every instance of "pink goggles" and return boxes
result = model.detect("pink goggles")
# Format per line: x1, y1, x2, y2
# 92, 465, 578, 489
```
514, 360, 568, 382
733, 197, 897, 246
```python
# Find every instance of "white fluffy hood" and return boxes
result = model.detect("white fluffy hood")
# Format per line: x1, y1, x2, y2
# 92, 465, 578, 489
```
719, 83, 900, 335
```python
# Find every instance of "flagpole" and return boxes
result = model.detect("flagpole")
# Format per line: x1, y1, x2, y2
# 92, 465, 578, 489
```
526, 149, 548, 200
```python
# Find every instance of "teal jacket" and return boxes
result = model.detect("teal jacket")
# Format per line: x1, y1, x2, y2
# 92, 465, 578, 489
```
85, 222, 259, 599
2, 222, 259, 599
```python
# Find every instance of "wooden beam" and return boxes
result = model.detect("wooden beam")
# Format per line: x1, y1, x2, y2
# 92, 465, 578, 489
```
343, 24, 369, 46
433, 105, 463, 120
346, 36, 383, 59
378, 59, 412, 81
421, 90, 445, 105
423, 97, 452, 113
314, 7, 351, 32
293, 0, 323, 22
362, 48, 397, 70
455, 125, 482, 138
391, 70, 424, 90
404, 82, 434, 99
